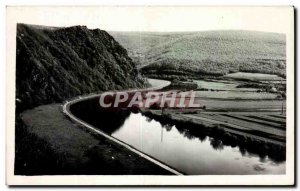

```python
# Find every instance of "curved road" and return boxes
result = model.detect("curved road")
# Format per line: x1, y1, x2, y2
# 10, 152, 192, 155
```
62, 79, 183, 175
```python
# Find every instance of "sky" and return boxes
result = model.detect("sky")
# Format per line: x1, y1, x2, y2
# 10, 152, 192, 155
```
7, 6, 293, 34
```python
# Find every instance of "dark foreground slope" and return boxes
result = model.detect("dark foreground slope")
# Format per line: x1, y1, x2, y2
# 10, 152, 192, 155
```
110, 31, 286, 78
16, 104, 171, 175
15, 24, 166, 175
16, 24, 145, 111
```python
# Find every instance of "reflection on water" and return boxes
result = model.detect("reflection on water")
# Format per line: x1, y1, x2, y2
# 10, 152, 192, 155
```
110, 113, 285, 175
69, 98, 130, 134
70, 99, 285, 174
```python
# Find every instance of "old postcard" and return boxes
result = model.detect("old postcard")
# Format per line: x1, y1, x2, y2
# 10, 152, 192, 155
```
6, 6, 294, 185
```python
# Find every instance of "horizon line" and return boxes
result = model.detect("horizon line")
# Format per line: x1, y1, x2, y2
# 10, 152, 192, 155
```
18, 23, 286, 35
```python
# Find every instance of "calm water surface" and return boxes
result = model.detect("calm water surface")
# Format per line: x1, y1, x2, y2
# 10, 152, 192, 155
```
101, 113, 285, 175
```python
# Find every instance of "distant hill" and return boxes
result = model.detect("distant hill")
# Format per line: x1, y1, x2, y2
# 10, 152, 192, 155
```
16, 24, 146, 111
110, 31, 286, 79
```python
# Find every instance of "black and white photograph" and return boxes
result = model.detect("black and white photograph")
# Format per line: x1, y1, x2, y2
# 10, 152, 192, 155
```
5, 6, 294, 185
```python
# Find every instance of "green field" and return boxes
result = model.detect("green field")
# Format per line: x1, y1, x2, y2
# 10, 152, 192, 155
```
190, 78, 281, 99
194, 80, 239, 90
198, 99, 284, 111
224, 72, 284, 81
195, 91, 277, 99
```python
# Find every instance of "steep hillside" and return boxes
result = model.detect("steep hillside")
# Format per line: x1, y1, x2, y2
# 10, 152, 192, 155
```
16, 24, 146, 111
110, 31, 286, 78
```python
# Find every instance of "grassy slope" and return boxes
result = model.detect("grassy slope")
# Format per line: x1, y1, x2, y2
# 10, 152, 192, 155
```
110, 31, 286, 77
15, 24, 154, 175
16, 104, 172, 175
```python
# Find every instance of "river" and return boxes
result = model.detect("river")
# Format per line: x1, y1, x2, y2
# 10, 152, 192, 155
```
100, 112, 285, 175
68, 78, 286, 175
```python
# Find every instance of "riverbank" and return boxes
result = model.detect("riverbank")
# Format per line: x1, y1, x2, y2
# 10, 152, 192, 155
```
15, 104, 172, 175
138, 108, 285, 165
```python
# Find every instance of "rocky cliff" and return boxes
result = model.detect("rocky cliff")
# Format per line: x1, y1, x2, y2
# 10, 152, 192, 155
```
16, 24, 145, 111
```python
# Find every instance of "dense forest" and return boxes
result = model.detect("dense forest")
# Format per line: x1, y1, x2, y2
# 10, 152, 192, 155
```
16, 24, 146, 111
